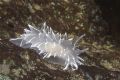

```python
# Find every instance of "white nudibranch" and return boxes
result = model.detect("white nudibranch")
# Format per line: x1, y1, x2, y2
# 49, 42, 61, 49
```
10, 22, 88, 70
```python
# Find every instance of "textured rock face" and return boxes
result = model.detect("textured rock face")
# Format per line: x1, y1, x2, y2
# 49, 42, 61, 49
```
0, 0, 109, 38
0, 0, 120, 80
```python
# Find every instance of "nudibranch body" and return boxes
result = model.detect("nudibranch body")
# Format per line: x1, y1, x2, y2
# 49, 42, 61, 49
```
10, 22, 88, 70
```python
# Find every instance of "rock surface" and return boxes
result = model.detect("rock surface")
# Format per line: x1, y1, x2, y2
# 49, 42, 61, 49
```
0, 0, 120, 80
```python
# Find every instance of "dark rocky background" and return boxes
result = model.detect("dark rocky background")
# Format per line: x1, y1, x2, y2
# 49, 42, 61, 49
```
95, 0, 120, 45
0, 0, 120, 80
